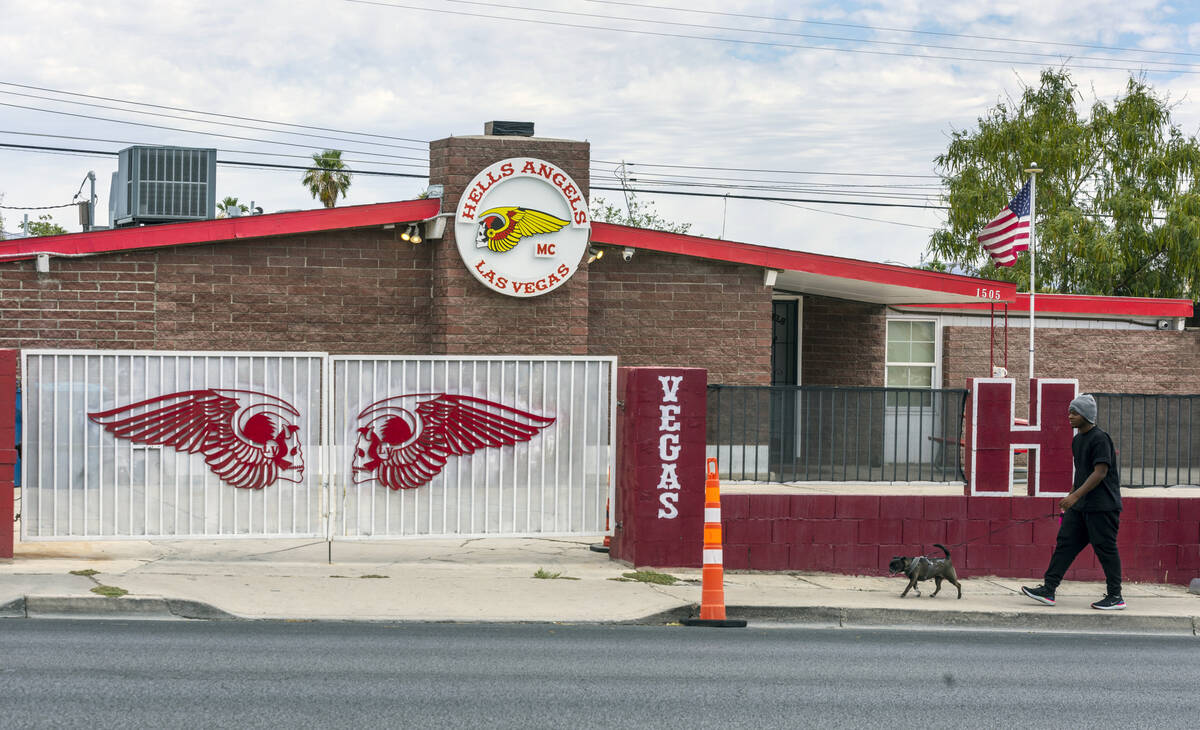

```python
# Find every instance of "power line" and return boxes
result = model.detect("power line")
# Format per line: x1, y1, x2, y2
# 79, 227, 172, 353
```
592, 170, 942, 195
0, 143, 426, 178
590, 184, 948, 209
4, 143, 1179, 221
0, 89, 428, 153
591, 175, 939, 201
594, 158, 940, 179
771, 200, 942, 231
0, 101, 428, 160
219, 159, 425, 178
581, 0, 1200, 61
0, 81, 428, 144
590, 166, 944, 189
341, 0, 1200, 75
0, 130, 429, 170
414, 0, 1200, 72
0, 202, 76, 210
3, 141, 945, 208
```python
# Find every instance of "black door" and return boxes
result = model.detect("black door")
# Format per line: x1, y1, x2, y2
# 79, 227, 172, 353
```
770, 300, 798, 468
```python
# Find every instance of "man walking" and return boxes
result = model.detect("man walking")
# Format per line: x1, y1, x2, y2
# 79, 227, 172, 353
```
1021, 394, 1125, 610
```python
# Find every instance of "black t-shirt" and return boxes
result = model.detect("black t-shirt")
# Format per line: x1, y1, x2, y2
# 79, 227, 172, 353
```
1071, 425, 1121, 512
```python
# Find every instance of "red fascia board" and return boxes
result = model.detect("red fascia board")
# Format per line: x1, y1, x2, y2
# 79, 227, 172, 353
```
0, 199, 441, 262
902, 293, 1193, 318
590, 222, 1018, 301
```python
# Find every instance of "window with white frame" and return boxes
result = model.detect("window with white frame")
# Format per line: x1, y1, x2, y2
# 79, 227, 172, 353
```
886, 319, 937, 406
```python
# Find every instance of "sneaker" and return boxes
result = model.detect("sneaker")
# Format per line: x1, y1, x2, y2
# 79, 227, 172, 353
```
1021, 584, 1056, 606
1091, 595, 1126, 611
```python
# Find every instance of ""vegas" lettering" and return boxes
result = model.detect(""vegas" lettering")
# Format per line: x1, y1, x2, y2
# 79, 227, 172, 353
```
656, 375, 683, 519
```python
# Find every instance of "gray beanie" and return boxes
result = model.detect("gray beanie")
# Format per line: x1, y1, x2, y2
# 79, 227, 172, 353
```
1070, 393, 1097, 424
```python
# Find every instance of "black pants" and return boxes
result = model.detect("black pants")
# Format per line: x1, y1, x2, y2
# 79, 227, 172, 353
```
1044, 508, 1122, 597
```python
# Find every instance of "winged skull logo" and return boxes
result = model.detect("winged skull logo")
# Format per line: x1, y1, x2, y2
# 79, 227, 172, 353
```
475, 206, 570, 253
87, 390, 305, 490
352, 393, 556, 490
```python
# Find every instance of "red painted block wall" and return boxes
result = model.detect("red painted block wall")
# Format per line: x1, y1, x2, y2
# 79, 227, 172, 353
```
716, 493, 1200, 585
0, 349, 16, 559
610, 367, 707, 568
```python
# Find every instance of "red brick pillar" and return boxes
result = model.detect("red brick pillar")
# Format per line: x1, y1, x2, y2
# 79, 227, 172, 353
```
0, 350, 16, 559
427, 129, 590, 355
610, 367, 707, 568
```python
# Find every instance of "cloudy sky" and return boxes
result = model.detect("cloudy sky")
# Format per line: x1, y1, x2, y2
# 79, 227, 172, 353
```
3, 0, 1200, 266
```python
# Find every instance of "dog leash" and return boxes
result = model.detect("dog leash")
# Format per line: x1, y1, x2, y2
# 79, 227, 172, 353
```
927, 511, 1062, 554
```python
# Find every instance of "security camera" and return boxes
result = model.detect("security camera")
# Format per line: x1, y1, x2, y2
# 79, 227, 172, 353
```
622, 247, 634, 262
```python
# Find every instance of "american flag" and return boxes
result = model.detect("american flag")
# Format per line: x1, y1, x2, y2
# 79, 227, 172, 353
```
977, 180, 1031, 267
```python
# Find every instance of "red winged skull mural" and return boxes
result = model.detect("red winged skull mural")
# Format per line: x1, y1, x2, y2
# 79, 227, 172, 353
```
88, 390, 305, 490
352, 393, 556, 490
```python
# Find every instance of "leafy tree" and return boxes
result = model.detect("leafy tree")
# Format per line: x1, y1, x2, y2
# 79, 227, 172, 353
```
302, 149, 352, 208
928, 68, 1200, 298
217, 196, 248, 217
590, 193, 691, 234
27, 214, 67, 236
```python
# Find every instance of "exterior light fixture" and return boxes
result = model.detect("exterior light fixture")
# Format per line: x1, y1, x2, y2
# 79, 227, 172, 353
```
587, 246, 604, 264
401, 223, 421, 243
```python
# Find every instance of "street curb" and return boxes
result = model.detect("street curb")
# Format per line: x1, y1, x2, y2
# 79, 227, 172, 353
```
721, 605, 1200, 636
0, 597, 26, 619
619, 604, 696, 625
7, 595, 239, 621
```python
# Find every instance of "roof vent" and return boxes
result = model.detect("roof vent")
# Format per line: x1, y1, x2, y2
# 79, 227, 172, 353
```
484, 121, 534, 137
109, 146, 217, 227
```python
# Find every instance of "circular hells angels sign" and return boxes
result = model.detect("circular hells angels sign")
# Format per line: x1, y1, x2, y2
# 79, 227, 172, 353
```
454, 157, 591, 298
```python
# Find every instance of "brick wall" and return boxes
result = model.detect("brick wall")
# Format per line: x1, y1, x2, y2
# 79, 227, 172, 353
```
428, 135, 591, 355
944, 326, 1200, 397
716, 493, 1200, 584
802, 295, 886, 386
0, 228, 435, 354
588, 252, 772, 385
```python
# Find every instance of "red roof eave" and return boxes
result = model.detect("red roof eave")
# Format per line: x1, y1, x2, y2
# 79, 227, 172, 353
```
0, 199, 442, 262
590, 222, 1018, 302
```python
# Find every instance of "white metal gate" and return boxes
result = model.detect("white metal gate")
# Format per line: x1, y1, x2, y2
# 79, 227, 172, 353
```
331, 356, 615, 538
20, 351, 615, 540
20, 350, 326, 539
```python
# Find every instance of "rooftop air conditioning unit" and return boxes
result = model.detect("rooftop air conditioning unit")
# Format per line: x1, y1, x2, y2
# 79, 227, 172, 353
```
109, 146, 217, 227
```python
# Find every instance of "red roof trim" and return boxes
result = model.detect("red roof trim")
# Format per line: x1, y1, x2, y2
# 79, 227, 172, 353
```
900, 293, 1193, 318
590, 222, 1019, 302
0, 199, 441, 262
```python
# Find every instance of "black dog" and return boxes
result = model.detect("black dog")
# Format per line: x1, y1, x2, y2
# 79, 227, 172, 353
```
888, 544, 962, 599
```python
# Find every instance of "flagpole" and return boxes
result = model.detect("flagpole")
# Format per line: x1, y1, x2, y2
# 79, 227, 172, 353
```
1024, 163, 1042, 380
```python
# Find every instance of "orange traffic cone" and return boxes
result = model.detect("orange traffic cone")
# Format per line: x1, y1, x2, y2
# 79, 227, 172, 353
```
682, 457, 746, 628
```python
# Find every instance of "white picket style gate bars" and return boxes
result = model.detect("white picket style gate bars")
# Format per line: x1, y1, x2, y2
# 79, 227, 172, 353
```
331, 356, 614, 538
20, 350, 615, 541
21, 351, 327, 539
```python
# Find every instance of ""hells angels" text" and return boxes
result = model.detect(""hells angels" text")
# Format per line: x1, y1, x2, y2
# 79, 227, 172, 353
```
460, 160, 588, 224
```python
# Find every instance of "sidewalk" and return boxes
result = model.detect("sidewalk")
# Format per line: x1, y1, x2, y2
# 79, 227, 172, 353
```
2, 536, 1198, 635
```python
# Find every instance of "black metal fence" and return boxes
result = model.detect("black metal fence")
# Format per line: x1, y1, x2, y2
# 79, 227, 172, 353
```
707, 385, 1200, 487
1095, 393, 1200, 488
707, 385, 967, 483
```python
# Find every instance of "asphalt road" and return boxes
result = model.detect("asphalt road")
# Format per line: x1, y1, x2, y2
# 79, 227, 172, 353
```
0, 620, 1197, 729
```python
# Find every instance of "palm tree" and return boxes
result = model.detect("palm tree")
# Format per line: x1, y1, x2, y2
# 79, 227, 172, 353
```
217, 196, 248, 218
302, 150, 352, 208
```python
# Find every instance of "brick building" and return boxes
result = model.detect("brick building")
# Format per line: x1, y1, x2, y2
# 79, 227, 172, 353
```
2, 126, 1193, 396
2, 124, 1197, 582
